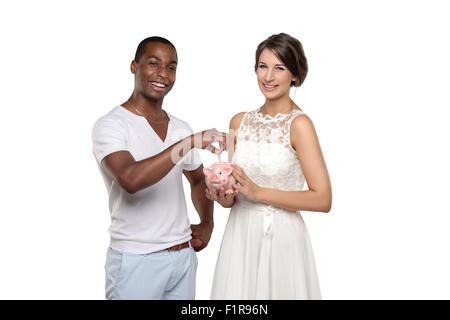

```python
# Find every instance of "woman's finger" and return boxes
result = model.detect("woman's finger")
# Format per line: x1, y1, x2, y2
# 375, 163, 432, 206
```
218, 188, 225, 200
225, 190, 235, 200
211, 188, 219, 201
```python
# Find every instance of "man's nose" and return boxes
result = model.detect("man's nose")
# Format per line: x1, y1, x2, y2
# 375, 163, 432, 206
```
157, 66, 169, 78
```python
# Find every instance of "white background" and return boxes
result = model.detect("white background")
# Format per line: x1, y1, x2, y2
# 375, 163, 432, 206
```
1, 0, 449, 299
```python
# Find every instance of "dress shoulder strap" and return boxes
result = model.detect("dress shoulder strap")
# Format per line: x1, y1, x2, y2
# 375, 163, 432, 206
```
236, 109, 257, 142
284, 109, 306, 149
286, 110, 306, 128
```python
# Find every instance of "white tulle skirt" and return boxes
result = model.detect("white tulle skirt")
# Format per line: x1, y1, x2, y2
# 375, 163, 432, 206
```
211, 198, 321, 300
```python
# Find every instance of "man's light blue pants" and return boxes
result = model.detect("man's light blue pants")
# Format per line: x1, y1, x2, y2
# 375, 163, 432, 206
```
105, 245, 197, 300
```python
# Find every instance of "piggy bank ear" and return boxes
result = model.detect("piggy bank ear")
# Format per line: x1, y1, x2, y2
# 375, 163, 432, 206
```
203, 168, 212, 176
220, 167, 233, 176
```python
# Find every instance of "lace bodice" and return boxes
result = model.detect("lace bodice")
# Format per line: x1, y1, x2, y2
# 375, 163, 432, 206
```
232, 108, 307, 200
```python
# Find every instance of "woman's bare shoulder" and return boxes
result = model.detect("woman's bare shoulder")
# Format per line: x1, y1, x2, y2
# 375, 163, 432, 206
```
229, 111, 247, 130
291, 112, 313, 132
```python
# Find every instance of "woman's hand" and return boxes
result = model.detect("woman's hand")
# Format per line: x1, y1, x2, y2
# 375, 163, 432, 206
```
231, 164, 261, 202
205, 187, 238, 208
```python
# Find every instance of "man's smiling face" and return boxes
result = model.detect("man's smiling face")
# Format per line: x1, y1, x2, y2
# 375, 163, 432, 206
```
131, 42, 178, 101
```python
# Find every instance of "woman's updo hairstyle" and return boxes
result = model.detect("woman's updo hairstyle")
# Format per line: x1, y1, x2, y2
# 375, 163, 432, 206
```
254, 33, 308, 87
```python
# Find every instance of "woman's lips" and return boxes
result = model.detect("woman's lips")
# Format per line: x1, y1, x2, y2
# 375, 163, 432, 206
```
263, 83, 278, 91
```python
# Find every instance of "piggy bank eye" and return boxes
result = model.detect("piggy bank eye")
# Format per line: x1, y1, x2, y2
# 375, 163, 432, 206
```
218, 171, 222, 175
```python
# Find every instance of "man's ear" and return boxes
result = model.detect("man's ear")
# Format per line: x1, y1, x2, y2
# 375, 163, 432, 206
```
130, 60, 137, 74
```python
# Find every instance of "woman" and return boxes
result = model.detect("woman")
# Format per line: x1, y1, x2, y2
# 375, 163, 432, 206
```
206, 33, 332, 299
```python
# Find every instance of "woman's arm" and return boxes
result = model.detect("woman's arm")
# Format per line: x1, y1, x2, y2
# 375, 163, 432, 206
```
233, 114, 332, 212
228, 112, 246, 162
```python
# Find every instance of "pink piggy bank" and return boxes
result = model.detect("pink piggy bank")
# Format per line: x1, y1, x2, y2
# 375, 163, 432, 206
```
203, 162, 236, 195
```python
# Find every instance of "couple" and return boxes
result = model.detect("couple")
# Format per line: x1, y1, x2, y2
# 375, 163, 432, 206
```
92, 34, 332, 300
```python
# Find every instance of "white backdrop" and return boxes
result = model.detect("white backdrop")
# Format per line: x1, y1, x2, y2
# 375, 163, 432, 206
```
1, 0, 449, 299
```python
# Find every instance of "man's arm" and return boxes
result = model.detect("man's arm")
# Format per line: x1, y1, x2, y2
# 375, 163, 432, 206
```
183, 165, 214, 252
102, 135, 193, 194
101, 128, 226, 194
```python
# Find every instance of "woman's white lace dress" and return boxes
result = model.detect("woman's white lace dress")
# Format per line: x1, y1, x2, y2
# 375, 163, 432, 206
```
210, 108, 321, 300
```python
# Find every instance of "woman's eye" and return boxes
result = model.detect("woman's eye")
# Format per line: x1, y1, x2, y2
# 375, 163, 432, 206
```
276, 67, 285, 71
259, 65, 266, 69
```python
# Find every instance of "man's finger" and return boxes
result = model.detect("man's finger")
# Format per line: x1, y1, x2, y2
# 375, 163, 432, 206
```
205, 144, 218, 154
190, 238, 203, 248
217, 141, 225, 154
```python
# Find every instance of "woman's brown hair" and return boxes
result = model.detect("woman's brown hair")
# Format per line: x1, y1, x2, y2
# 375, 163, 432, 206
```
255, 33, 308, 87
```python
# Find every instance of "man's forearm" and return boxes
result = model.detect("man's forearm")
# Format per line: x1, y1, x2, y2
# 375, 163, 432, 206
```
191, 179, 214, 226
120, 136, 193, 194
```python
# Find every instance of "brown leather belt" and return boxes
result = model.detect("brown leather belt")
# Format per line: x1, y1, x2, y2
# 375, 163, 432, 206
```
167, 240, 191, 251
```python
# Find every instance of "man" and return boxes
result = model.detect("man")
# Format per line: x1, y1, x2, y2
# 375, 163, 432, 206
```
92, 36, 225, 299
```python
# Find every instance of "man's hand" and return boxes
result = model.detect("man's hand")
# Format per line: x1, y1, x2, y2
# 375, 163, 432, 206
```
190, 222, 213, 252
192, 128, 228, 154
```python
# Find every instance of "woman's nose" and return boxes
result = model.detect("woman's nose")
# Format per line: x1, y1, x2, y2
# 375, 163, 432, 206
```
264, 68, 274, 82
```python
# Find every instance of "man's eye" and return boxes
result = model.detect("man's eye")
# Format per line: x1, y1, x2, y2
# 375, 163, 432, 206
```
149, 62, 157, 66
168, 66, 176, 71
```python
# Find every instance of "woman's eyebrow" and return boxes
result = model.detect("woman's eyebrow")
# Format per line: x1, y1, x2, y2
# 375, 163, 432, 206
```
259, 61, 285, 67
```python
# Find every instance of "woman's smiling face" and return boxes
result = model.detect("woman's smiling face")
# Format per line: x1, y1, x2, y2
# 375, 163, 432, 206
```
256, 48, 295, 100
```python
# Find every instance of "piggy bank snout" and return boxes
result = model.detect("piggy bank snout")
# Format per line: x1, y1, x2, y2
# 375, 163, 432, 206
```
206, 174, 220, 182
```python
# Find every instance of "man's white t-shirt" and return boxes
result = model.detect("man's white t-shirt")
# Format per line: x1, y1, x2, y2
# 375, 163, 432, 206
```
92, 106, 202, 254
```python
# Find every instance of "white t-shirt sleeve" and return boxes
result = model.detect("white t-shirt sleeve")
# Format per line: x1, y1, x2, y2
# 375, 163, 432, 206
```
92, 117, 129, 163
182, 124, 203, 171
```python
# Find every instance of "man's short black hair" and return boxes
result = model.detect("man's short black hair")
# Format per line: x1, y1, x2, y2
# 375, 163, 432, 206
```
134, 36, 177, 63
